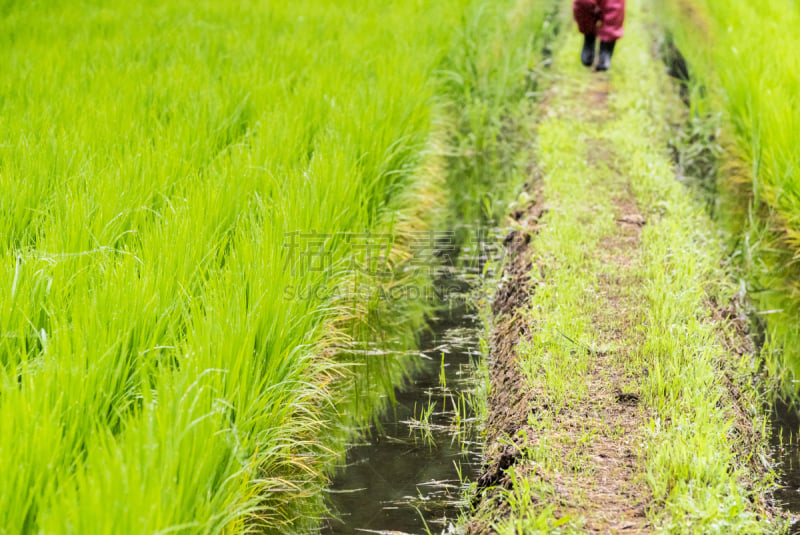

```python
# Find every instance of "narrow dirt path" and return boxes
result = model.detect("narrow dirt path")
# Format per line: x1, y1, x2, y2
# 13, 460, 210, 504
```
467, 0, 780, 532
471, 74, 653, 534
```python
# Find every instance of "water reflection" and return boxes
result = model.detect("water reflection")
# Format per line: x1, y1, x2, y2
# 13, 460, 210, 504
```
321, 306, 483, 535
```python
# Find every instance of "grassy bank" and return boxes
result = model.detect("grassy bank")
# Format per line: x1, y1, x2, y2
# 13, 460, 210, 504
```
467, 0, 780, 531
655, 0, 800, 399
0, 1, 554, 532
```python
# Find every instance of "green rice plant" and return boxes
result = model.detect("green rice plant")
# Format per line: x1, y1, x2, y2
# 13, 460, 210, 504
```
409, 397, 438, 447
654, 0, 800, 399
658, 0, 800, 229
441, 0, 559, 241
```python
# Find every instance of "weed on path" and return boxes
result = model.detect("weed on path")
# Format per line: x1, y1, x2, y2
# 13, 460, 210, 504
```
466, 0, 784, 532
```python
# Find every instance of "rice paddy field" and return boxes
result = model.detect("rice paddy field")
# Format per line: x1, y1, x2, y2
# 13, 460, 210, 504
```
656, 0, 800, 398
0, 0, 554, 533
3, 0, 800, 533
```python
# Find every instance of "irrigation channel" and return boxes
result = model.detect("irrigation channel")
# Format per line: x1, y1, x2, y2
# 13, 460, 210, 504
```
321, 235, 500, 534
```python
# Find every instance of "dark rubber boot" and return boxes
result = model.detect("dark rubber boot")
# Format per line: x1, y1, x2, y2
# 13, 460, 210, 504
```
581, 34, 596, 67
596, 40, 616, 71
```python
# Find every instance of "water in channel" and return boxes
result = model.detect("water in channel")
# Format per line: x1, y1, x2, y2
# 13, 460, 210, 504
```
321, 303, 482, 535
321, 237, 498, 535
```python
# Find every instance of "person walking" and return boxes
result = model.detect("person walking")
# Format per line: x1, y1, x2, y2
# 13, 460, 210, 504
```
573, 0, 625, 71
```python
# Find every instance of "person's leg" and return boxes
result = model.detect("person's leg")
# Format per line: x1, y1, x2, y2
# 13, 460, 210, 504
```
573, 0, 600, 37
573, 0, 600, 67
595, 0, 624, 70
596, 0, 625, 42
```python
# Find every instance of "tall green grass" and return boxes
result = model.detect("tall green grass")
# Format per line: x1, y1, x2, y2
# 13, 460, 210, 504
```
0, 0, 549, 532
442, 0, 559, 237
655, 0, 800, 398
